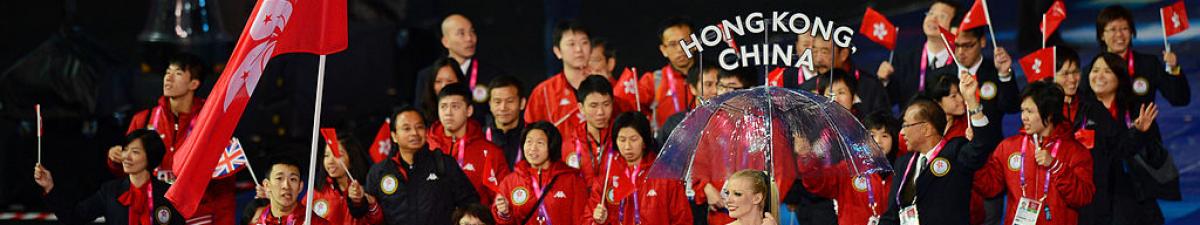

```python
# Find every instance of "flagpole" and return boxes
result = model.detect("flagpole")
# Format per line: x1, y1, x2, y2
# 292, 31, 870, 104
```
36, 104, 42, 165
889, 27, 898, 63
1161, 8, 1172, 53
982, 0, 999, 49
245, 156, 261, 187
1041, 14, 1047, 48
304, 54, 329, 225
632, 68, 641, 112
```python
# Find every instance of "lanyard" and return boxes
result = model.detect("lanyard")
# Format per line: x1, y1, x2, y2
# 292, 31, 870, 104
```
468, 59, 480, 90
150, 107, 163, 131
454, 137, 468, 166
663, 67, 681, 112
863, 175, 878, 216
919, 46, 930, 92
485, 128, 493, 142
895, 139, 947, 205
1125, 51, 1136, 76
619, 166, 643, 224
1019, 136, 1060, 200
259, 205, 297, 225
531, 170, 553, 225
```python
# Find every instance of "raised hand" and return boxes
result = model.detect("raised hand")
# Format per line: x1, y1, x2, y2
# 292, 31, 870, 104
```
877, 61, 895, 83
1164, 50, 1178, 73
348, 179, 365, 204
494, 195, 510, 216
108, 145, 123, 163
33, 164, 54, 194
1134, 103, 1159, 132
592, 204, 608, 223
994, 47, 1013, 76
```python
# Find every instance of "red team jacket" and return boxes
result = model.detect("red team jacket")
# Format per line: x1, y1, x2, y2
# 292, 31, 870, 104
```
526, 73, 586, 131
633, 65, 694, 127
975, 124, 1095, 225
428, 120, 512, 206
305, 179, 372, 225
560, 119, 614, 181
583, 154, 693, 225
115, 97, 235, 225
493, 162, 589, 225
690, 112, 796, 225
799, 161, 890, 225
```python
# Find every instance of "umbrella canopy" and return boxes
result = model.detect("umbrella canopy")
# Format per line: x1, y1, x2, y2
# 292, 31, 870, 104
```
649, 86, 893, 194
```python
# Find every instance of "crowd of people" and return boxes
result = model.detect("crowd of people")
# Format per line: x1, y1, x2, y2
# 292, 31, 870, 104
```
31, 0, 1188, 225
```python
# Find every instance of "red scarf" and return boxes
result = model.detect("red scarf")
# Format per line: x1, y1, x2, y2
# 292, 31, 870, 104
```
118, 180, 152, 225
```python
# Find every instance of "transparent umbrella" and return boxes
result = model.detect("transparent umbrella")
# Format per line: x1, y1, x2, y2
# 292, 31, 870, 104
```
648, 86, 893, 209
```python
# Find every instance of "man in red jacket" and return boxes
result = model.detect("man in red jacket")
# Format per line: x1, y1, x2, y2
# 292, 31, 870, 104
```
974, 81, 1094, 225
562, 76, 620, 181
428, 83, 512, 206
105, 53, 234, 225
525, 20, 592, 132
633, 17, 696, 128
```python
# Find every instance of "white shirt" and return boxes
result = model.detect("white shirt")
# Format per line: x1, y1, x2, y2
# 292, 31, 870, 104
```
458, 57, 473, 74
926, 47, 950, 68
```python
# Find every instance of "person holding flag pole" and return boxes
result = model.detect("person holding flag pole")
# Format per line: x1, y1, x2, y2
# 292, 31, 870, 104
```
586, 112, 692, 225
1094, 5, 1190, 108
299, 128, 373, 225
161, 0, 348, 224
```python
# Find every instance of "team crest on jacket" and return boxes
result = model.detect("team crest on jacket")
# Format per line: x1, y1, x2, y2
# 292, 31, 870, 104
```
314, 200, 329, 217
473, 85, 490, 103
155, 205, 171, 225
512, 187, 530, 206
606, 189, 617, 203
381, 174, 399, 195
980, 81, 997, 100
567, 153, 581, 169
853, 176, 870, 192
931, 157, 951, 177
1008, 153, 1022, 171
1133, 77, 1150, 95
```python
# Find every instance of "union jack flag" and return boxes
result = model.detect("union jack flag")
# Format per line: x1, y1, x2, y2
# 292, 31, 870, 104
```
212, 138, 247, 179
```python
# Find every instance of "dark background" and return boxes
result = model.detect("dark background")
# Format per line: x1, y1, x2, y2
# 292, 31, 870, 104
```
1, 0, 1198, 223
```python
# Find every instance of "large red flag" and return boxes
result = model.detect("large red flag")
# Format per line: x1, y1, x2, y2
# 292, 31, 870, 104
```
959, 0, 989, 31
165, 0, 347, 217
860, 7, 897, 50
1163, 0, 1190, 37
1020, 47, 1056, 83
367, 119, 393, 163
1041, 1, 1067, 43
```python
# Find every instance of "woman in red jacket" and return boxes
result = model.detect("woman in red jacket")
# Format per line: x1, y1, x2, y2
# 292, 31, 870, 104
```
585, 112, 692, 225
308, 129, 373, 225
492, 121, 589, 225
797, 129, 891, 225
975, 81, 1095, 225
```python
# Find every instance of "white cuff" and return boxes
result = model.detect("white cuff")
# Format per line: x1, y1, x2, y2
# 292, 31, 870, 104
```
998, 72, 1013, 82
970, 115, 990, 127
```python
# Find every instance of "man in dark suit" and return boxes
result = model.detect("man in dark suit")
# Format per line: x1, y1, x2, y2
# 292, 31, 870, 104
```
926, 27, 1020, 134
414, 14, 505, 121
880, 73, 1001, 225
877, 0, 962, 108
778, 34, 890, 116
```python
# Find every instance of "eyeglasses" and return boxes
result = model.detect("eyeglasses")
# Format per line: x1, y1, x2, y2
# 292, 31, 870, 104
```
901, 121, 927, 129
955, 41, 979, 49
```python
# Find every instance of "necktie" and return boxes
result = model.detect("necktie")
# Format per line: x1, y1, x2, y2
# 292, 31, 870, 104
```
901, 155, 927, 205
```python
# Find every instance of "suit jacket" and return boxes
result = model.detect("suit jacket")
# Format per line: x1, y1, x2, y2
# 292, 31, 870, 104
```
44, 178, 185, 225
880, 121, 1002, 225
886, 47, 954, 107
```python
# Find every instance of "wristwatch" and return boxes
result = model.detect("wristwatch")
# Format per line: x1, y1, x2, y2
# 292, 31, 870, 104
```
968, 104, 984, 115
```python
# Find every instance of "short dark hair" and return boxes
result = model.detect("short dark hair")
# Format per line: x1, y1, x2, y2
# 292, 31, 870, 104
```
488, 75, 525, 98
168, 52, 208, 84
575, 75, 614, 103
1096, 5, 1136, 50
958, 27, 987, 41
392, 105, 426, 132
266, 155, 305, 180
611, 112, 656, 156
1021, 80, 1067, 126
591, 37, 616, 60
553, 20, 589, 47
522, 121, 563, 163
126, 129, 166, 171
862, 111, 900, 158
687, 59, 719, 87
925, 75, 960, 100
451, 203, 495, 225
658, 16, 693, 44
905, 96, 948, 134
437, 82, 473, 104
817, 69, 858, 96
721, 67, 758, 87
1055, 46, 1080, 73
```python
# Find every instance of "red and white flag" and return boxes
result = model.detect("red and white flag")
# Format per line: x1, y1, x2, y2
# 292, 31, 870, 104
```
165, 0, 347, 217
612, 68, 646, 112
1162, 0, 1190, 37
959, 0, 990, 31
1020, 47, 1057, 83
320, 127, 341, 157
367, 119, 393, 163
767, 67, 786, 87
860, 7, 897, 50
1041, 0, 1067, 43
937, 27, 960, 65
